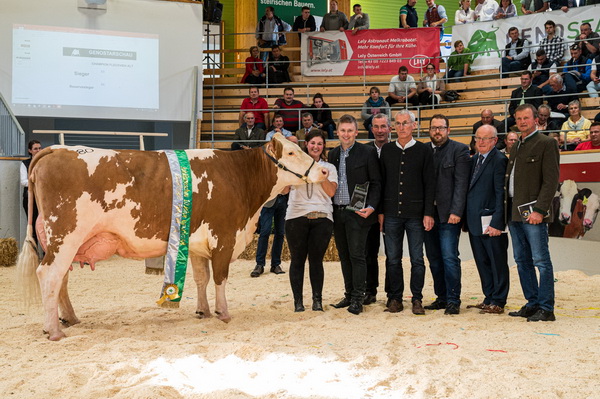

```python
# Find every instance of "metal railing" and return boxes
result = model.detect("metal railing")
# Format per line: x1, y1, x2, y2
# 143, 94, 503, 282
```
0, 90, 25, 157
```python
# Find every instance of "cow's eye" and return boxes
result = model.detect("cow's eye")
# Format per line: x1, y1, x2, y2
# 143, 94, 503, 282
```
288, 151, 294, 156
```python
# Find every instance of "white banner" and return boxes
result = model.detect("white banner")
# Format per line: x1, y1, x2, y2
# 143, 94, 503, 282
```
452, 5, 599, 71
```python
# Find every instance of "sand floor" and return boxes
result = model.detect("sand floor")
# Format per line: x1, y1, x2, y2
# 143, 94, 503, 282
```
1, 256, 599, 399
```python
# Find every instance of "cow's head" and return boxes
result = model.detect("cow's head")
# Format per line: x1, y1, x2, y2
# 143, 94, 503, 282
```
559, 180, 579, 224
265, 133, 328, 185
583, 193, 600, 231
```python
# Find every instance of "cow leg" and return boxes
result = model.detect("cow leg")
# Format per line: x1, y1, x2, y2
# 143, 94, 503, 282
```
211, 254, 232, 323
214, 278, 231, 323
190, 254, 212, 319
37, 248, 79, 341
57, 272, 81, 327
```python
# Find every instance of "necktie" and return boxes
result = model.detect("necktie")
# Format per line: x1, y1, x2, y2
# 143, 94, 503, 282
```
519, 89, 525, 106
470, 154, 484, 186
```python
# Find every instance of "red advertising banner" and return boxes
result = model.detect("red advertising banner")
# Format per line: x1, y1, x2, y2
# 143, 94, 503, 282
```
301, 28, 440, 76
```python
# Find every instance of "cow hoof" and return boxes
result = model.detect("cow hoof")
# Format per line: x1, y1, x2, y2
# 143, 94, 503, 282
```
48, 331, 67, 341
215, 311, 231, 323
195, 311, 212, 319
59, 317, 81, 327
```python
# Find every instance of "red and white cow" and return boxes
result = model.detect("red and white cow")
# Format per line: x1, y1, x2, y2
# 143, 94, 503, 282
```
17, 134, 327, 340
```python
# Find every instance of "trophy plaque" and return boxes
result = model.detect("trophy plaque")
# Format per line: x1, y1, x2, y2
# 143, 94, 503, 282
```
346, 182, 369, 211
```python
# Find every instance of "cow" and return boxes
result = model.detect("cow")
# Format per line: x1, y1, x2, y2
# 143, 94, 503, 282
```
16, 134, 328, 341
558, 179, 579, 224
583, 193, 600, 231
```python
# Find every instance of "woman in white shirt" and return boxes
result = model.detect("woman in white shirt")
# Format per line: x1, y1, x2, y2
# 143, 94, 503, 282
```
455, 0, 476, 24
285, 130, 338, 312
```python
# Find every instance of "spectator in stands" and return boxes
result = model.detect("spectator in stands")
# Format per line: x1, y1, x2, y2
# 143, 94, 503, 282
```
529, 49, 558, 94
21, 140, 42, 244
251, 192, 289, 278
418, 63, 446, 106
292, 6, 316, 40
506, 71, 543, 128
471, 109, 507, 153
386, 66, 419, 107
295, 112, 324, 146
266, 45, 291, 84
309, 93, 336, 139
273, 87, 305, 132
550, 0, 586, 12
349, 4, 370, 35
362, 86, 391, 139
400, 0, 419, 28
256, 6, 291, 62
538, 20, 565, 66
474, 0, 499, 21
501, 131, 519, 154
501, 27, 530, 79
575, 122, 600, 150
520, 0, 549, 15
320, 0, 349, 32
587, 54, 600, 98
266, 113, 293, 140
232, 112, 266, 150
494, 0, 517, 19
537, 104, 561, 133
561, 100, 591, 150
563, 44, 592, 93
455, 0, 476, 24
579, 22, 600, 60
547, 132, 565, 149
241, 46, 265, 85
446, 40, 472, 83
423, 0, 447, 40
240, 86, 270, 130
546, 73, 577, 119
286, 129, 338, 312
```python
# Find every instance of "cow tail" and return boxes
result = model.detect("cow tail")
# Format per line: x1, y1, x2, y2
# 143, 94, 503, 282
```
16, 178, 41, 309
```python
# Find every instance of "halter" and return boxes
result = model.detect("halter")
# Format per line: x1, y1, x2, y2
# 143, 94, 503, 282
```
263, 145, 316, 183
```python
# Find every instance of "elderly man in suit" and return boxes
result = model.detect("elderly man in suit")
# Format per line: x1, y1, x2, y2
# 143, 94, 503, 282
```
423, 114, 470, 315
329, 114, 382, 315
505, 104, 559, 322
232, 112, 266, 150
466, 124, 509, 314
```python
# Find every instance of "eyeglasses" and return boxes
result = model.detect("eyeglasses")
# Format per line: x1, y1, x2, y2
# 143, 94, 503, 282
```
395, 121, 413, 127
474, 136, 496, 142
429, 126, 448, 132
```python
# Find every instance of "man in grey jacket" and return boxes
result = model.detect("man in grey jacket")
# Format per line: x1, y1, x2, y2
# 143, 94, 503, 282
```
423, 114, 470, 315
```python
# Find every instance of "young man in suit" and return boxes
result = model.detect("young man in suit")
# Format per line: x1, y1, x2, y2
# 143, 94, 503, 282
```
506, 71, 543, 129
424, 114, 470, 315
329, 114, 382, 315
505, 104, 559, 322
465, 125, 509, 314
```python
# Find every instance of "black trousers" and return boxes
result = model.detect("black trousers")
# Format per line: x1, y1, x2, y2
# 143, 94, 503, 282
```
333, 208, 371, 301
22, 188, 39, 244
365, 222, 380, 296
286, 216, 333, 301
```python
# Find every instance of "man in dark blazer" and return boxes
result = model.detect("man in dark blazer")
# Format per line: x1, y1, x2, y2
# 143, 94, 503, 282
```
506, 71, 543, 129
470, 109, 506, 154
424, 114, 470, 315
328, 114, 382, 315
505, 104, 559, 322
466, 125, 509, 314
364, 113, 391, 305
231, 112, 266, 150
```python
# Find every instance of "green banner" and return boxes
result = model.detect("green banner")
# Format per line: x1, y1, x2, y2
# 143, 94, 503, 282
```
257, 0, 327, 27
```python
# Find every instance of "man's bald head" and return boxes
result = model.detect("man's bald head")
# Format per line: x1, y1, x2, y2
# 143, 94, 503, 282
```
481, 109, 494, 125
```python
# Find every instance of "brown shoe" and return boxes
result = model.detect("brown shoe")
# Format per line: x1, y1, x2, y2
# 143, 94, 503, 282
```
412, 300, 425, 315
480, 305, 504, 314
466, 302, 486, 309
384, 299, 403, 313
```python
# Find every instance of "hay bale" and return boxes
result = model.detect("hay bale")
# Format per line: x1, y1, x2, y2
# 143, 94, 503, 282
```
0, 238, 19, 267
239, 234, 339, 262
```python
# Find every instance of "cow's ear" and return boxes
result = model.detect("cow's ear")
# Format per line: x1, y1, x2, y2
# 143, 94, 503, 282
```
272, 136, 283, 159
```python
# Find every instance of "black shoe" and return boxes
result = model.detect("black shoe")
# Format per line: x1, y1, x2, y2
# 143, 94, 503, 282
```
527, 309, 556, 322
312, 294, 323, 311
508, 305, 539, 318
384, 298, 404, 313
347, 300, 363, 315
424, 299, 447, 310
331, 297, 351, 308
294, 298, 305, 312
270, 265, 285, 274
250, 265, 264, 278
363, 294, 377, 305
444, 303, 460, 315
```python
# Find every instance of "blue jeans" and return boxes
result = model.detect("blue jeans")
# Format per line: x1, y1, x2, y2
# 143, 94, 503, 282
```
508, 221, 555, 311
587, 80, 600, 97
325, 124, 335, 139
383, 216, 426, 302
501, 58, 524, 78
256, 195, 288, 267
424, 218, 462, 305
446, 69, 464, 83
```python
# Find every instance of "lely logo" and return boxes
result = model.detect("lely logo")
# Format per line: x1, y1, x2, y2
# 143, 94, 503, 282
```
409, 55, 431, 69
